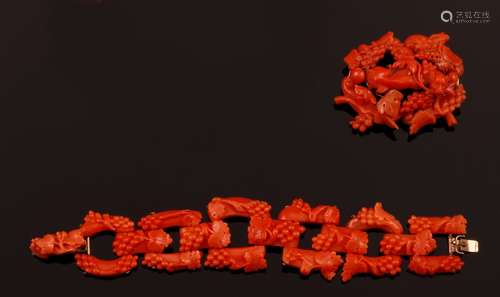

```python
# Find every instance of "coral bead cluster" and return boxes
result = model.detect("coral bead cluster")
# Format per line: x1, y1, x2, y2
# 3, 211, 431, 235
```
31, 197, 470, 281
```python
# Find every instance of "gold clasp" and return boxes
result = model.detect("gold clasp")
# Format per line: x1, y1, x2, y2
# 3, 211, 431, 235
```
448, 235, 479, 255
86, 237, 91, 255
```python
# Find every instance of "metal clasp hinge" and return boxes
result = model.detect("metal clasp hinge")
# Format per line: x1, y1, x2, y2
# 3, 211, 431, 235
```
76, 237, 91, 255
448, 235, 479, 255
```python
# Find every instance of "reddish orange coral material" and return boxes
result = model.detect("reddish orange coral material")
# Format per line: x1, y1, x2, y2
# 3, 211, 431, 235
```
408, 215, 467, 234
248, 215, 306, 247
341, 254, 402, 282
30, 229, 87, 259
75, 254, 138, 277
408, 255, 463, 276
204, 246, 267, 272
138, 210, 202, 230
379, 230, 436, 255
347, 202, 403, 234
142, 251, 202, 272
282, 247, 343, 280
112, 229, 172, 256
278, 198, 340, 224
334, 32, 466, 135
29, 210, 136, 259
80, 211, 135, 236
207, 197, 272, 221
30, 201, 476, 280
312, 224, 368, 254
179, 221, 231, 251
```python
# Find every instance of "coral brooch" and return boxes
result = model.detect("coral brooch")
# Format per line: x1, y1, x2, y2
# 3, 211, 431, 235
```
334, 32, 466, 136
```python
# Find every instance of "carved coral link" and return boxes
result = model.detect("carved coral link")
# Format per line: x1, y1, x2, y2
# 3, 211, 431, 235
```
30, 229, 86, 259
80, 211, 135, 236
142, 251, 202, 272
248, 215, 305, 247
278, 198, 340, 224
179, 221, 231, 251
282, 247, 343, 281
138, 210, 202, 230
408, 255, 463, 276
408, 215, 467, 234
341, 254, 402, 282
379, 230, 436, 255
347, 202, 403, 234
112, 229, 172, 256
207, 197, 272, 221
75, 254, 138, 277
204, 246, 267, 272
312, 224, 368, 254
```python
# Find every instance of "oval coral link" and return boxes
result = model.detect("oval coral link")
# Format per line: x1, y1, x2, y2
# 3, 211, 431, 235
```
75, 254, 138, 277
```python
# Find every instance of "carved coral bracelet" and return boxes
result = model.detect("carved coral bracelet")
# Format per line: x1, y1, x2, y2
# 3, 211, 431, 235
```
30, 197, 479, 281
334, 32, 466, 135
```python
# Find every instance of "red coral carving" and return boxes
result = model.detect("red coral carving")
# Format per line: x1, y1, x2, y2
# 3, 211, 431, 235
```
278, 198, 340, 224
142, 251, 202, 272
80, 211, 134, 236
138, 210, 202, 230
30, 229, 86, 259
408, 215, 467, 234
179, 221, 231, 251
282, 247, 343, 281
408, 255, 463, 276
248, 215, 305, 247
30, 201, 476, 280
347, 202, 403, 234
204, 246, 267, 272
379, 230, 436, 255
334, 32, 466, 135
112, 229, 172, 256
312, 224, 368, 254
341, 254, 402, 282
207, 197, 271, 221
75, 254, 138, 277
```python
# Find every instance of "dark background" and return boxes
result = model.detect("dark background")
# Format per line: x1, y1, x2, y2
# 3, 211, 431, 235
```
1, 0, 499, 296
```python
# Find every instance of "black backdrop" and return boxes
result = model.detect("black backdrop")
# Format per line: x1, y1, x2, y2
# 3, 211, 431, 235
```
1, 0, 499, 296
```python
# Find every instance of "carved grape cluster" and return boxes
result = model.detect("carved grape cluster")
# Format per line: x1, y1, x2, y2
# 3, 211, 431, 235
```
355, 42, 391, 69
137, 213, 164, 230
274, 220, 306, 246
350, 114, 374, 133
179, 225, 205, 251
83, 211, 134, 233
311, 232, 334, 251
377, 255, 402, 275
204, 249, 231, 269
290, 198, 312, 213
379, 235, 406, 254
247, 200, 272, 217
75, 254, 138, 276
113, 231, 146, 256
408, 216, 433, 233
142, 252, 201, 272
357, 207, 386, 225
